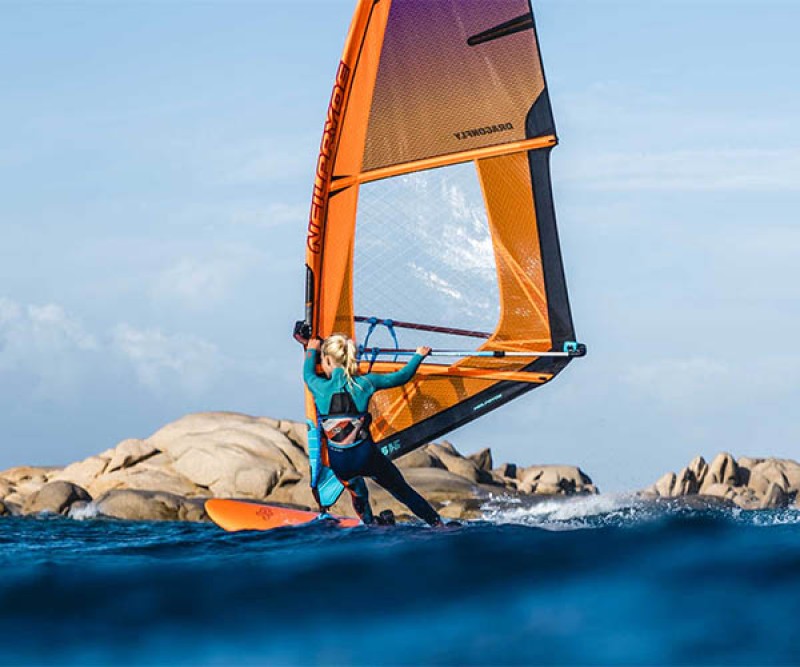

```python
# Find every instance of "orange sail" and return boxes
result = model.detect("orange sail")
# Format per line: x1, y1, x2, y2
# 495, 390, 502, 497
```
300, 0, 584, 460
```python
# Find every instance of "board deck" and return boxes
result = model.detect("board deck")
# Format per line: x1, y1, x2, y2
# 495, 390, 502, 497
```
205, 498, 361, 532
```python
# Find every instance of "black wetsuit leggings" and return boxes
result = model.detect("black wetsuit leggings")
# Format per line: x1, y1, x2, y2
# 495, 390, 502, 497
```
327, 440, 440, 526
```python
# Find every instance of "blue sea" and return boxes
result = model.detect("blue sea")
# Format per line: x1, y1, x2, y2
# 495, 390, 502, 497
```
1, 496, 799, 666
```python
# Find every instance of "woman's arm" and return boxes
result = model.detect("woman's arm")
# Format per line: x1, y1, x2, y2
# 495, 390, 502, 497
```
367, 346, 431, 390
303, 340, 326, 394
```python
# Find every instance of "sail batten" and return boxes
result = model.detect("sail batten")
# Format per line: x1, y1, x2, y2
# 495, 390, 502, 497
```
331, 135, 557, 192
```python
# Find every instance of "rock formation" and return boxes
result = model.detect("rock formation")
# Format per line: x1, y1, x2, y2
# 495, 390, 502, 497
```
642, 452, 800, 509
23, 481, 91, 515
0, 412, 598, 523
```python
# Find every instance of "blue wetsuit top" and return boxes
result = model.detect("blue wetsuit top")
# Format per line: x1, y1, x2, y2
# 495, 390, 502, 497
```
303, 349, 424, 415
303, 350, 424, 488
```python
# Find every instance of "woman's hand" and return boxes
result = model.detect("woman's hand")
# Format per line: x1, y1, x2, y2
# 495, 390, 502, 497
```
308, 338, 322, 351
416, 346, 432, 357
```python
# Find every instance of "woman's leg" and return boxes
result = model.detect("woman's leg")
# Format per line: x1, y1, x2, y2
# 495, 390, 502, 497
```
341, 477, 374, 524
327, 442, 375, 524
365, 446, 441, 526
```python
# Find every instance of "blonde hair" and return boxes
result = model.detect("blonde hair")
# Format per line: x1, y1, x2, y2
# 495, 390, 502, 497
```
321, 334, 360, 385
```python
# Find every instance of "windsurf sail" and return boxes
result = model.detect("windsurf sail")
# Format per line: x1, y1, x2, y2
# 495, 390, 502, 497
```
298, 0, 584, 463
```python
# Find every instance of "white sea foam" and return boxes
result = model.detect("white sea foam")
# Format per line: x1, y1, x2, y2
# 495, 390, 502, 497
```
742, 508, 800, 527
481, 493, 800, 530
480, 493, 651, 531
68, 502, 100, 521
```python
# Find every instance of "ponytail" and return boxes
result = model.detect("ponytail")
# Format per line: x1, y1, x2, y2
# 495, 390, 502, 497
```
321, 334, 360, 386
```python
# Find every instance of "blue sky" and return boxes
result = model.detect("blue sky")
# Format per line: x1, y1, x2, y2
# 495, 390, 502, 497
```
1, 1, 798, 491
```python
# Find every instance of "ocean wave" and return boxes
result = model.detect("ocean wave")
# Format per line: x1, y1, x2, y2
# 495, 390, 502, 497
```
480, 492, 648, 529
1, 508, 799, 665
481, 492, 800, 530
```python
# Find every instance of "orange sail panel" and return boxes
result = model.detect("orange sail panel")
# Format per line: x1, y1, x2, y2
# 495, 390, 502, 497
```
302, 0, 581, 459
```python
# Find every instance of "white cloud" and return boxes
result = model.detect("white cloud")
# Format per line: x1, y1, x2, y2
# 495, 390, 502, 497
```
0, 298, 97, 357
153, 246, 262, 308
223, 138, 311, 184
0, 298, 97, 399
0, 298, 22, 329
229, 201, 307, 228
567, 148, 800, 193
408, 263, 464, 301
561, 81, 798, 145
26, 303, 98, 351
0, 296, 232, 401
112, 324, 226, 395
622, 354, 800, 415
557, 81, 800, 193
623, 357, 731, 409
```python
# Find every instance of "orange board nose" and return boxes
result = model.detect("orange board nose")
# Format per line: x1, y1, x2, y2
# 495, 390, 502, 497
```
205, 498, 360, 532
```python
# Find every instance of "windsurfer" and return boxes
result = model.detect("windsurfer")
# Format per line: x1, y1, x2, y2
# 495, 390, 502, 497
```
303, 334, 443, 527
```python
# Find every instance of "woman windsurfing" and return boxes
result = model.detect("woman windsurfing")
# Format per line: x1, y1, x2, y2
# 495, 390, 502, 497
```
303, 334, 443, 527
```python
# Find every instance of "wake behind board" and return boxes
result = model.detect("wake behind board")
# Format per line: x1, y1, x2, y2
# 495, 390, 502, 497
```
205, 498, 360, 532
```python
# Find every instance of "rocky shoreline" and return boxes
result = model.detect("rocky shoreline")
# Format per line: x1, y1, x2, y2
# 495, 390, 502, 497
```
643, 452, 800, 510
1, 412, 797, 523
0, 412, 597, 522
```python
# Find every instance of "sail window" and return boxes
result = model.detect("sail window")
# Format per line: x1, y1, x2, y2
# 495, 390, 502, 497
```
353, 161, 500, 355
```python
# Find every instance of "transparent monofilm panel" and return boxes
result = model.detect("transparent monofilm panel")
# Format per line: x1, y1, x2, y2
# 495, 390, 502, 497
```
353, 162, 500, 359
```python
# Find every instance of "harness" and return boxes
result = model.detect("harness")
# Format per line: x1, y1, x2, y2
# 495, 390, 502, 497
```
319, 390, 372, 449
